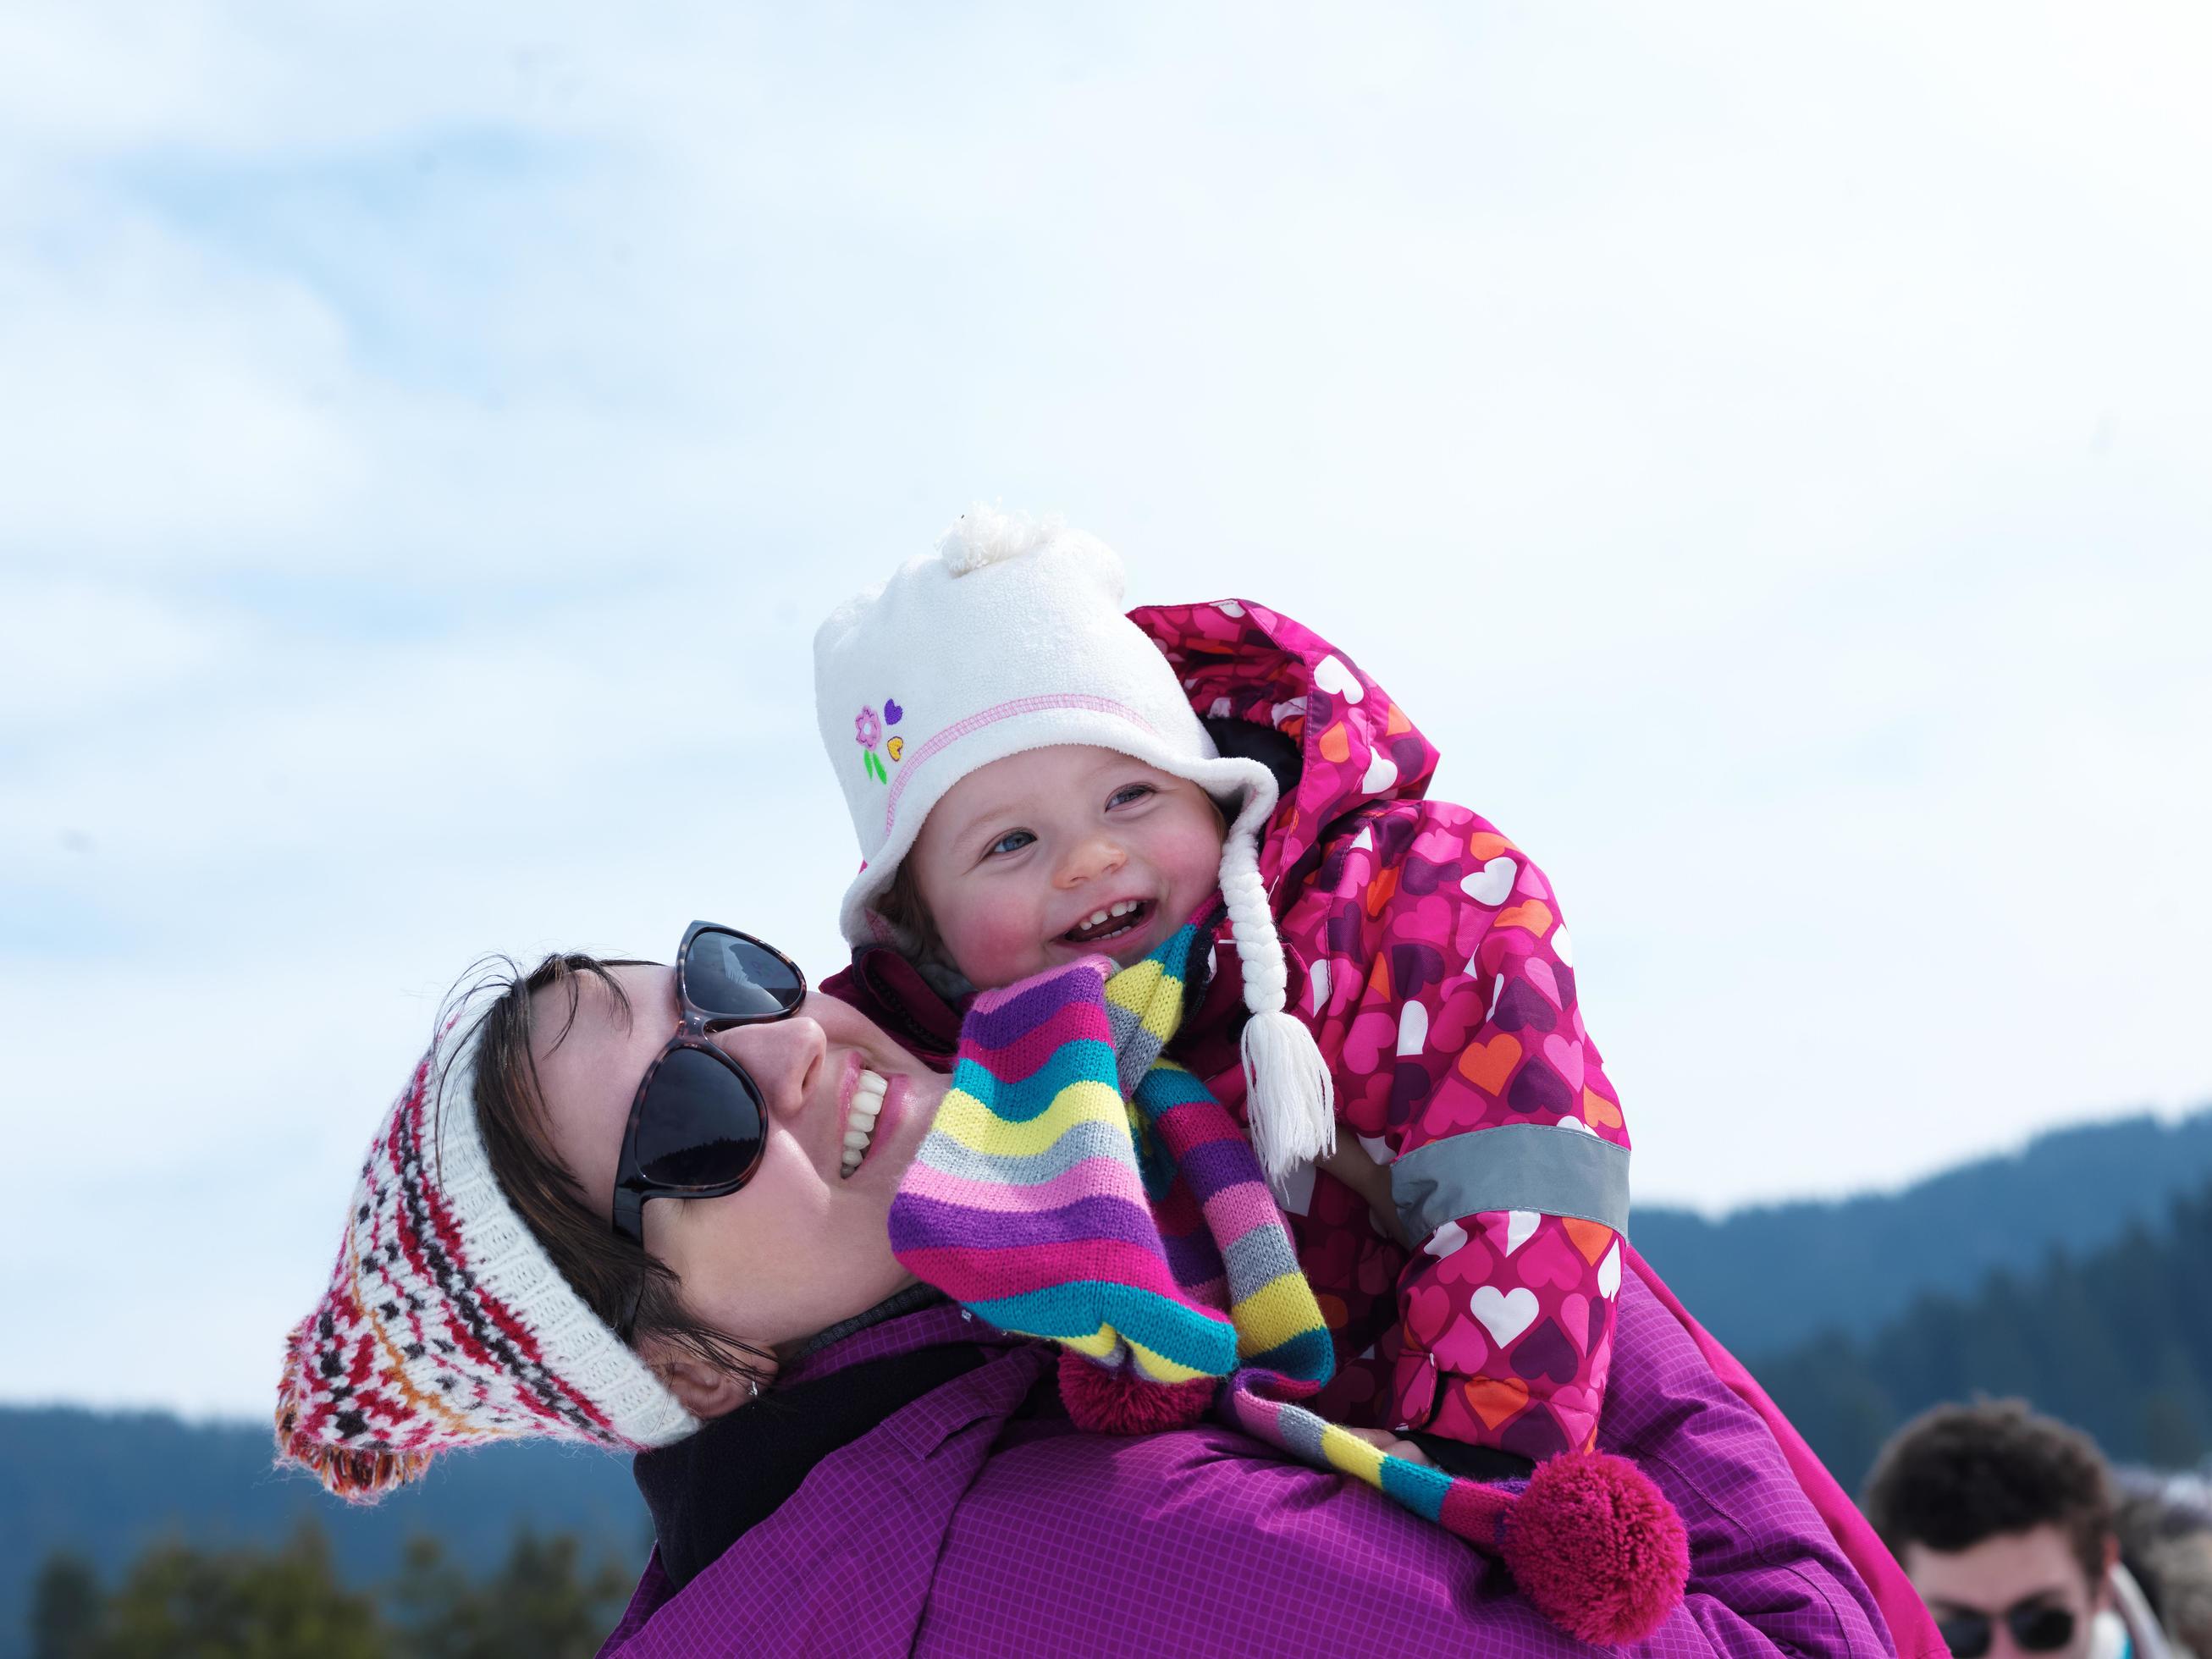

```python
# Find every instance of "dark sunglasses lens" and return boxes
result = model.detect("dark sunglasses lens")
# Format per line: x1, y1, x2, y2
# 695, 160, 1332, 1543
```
685, 930, 803, 1020
1937, 1615, 1993, 1659
635, 1047, 764, 1188
2011, 1607, 2076, 1653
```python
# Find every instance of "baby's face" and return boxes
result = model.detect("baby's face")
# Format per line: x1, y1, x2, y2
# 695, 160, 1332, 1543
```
906, 745, 1227, 989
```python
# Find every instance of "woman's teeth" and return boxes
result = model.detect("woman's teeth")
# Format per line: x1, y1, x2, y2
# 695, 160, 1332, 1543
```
1064, 900, 1145, 944
841, 1068, 887, 1177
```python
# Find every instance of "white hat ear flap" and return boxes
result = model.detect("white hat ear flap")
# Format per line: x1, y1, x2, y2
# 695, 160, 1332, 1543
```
1216, 794, 1336, 1182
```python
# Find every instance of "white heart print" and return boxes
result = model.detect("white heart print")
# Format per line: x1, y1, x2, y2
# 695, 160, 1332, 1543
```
1308, 958, 1331, 1015
1504, 1210, 1540, 1255
1597, 1242, 1622, 1300
1361, 749, 1398, 793
1471, 1286, 1539, 1347
1461, 856, 1516, 907
1396, 1000, 1428, 1058
1312, 653, 1365, 703
1425, 1219, 1468, 1259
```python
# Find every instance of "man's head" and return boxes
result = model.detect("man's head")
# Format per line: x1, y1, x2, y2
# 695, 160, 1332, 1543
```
1862, 1400, 2118, 1659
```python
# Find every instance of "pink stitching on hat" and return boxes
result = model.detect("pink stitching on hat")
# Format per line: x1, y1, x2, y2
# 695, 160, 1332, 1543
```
881, 694, 1161, 836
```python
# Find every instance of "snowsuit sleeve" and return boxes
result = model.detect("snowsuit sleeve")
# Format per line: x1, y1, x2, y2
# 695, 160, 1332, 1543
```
1297, 803, 1630, 1459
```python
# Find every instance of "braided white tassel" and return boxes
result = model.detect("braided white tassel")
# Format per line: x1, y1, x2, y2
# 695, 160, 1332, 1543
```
1218, 791, 1336, 1182
1241, 1008, 1337, 1182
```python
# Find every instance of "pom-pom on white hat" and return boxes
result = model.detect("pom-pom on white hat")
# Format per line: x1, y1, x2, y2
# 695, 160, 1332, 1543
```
814, 504, 1333, 1177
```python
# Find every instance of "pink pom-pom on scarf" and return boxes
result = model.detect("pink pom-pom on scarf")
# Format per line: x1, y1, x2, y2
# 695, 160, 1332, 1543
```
1502, 1451, 1691, 1645
1057, 1353, 1214, 1435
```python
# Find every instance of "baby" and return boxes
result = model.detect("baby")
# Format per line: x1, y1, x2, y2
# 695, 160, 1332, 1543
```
813, 507, 1631, 1463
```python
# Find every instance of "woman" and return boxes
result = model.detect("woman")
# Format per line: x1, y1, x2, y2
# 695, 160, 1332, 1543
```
277, 923, 1938, 1657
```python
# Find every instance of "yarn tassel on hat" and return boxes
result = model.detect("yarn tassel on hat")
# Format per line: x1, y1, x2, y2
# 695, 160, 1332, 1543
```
1216, 793, 1335, 1181
273, 1331, 430, 1504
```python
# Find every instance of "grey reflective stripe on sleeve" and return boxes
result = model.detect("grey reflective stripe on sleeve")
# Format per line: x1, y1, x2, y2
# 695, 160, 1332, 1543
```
1390, 1123, 1631, 1244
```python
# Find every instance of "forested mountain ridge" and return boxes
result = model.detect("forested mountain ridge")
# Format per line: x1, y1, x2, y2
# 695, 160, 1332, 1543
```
1634, 1109, 2212, 1358
1755, 1177, 2212, 1491
0, 1409, 643, 1657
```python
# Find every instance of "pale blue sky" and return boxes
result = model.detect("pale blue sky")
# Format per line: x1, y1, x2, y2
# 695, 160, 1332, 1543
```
3, 2, 2208, 1417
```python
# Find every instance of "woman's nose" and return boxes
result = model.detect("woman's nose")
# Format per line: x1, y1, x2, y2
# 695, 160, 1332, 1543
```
1056, 835, 1127, 888
714, 1015, 828, 1122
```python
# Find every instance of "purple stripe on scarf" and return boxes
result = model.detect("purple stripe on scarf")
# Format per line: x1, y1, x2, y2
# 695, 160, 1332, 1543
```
962, 969, 1112, 1051
957, 1000, 1118, 1083
890, 1190, 1167, 1258
1161, 1223, 1227, 1291
1174, 1135, 1266, 1204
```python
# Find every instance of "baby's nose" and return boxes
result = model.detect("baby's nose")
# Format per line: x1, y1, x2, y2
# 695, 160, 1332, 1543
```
1057, 835, 1127, 886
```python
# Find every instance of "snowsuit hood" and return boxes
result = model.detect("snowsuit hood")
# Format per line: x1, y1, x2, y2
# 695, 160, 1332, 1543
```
1124, 597, 1444, 894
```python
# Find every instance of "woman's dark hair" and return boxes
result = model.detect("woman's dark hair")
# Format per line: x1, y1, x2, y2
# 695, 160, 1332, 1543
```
1862, 1398, 2116, 1588
442, 952, 770, 1392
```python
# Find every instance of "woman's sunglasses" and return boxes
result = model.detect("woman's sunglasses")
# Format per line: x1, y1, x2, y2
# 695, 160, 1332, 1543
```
1935, 1601, 2077, 1658
610, 921, 808, 1249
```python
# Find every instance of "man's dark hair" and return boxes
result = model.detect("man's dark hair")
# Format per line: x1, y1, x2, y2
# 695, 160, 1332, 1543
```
1862, 1399, 2116, 1587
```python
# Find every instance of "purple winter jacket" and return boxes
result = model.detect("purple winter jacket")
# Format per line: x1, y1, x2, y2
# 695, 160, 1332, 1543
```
597, 1258, 1917, 1657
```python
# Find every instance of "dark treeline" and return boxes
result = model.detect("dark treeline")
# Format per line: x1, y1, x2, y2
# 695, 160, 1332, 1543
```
1755, 1179, 2212, 1491
29, 1524, 628, 1659
0, 1409, 643, 1654
1635, 1109, 2212, 1359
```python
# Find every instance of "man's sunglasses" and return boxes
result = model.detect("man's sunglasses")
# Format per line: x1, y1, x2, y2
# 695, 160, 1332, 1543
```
1935, 1601, 2077, 1658
610, 921, 808, 1250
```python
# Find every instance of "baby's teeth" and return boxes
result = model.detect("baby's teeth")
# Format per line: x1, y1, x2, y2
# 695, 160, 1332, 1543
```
1111, 901, 1137, 916
844, 1127, 871, 1149
1087, 909, 1109, 927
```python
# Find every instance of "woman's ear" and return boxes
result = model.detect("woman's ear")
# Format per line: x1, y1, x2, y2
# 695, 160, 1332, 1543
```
637, 1337, 771, 1419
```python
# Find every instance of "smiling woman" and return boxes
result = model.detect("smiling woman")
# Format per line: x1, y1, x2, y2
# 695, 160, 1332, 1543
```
274, 917, 1939, 1657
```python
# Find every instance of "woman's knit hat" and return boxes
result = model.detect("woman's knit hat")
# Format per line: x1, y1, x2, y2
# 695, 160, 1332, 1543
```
814, 504, 1335, 1179
273, 1008, 697, 1502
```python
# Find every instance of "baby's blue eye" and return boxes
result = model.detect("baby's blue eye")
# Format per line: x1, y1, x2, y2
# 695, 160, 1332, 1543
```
987, 830, 1034, 857
1108, 785, 1156, 809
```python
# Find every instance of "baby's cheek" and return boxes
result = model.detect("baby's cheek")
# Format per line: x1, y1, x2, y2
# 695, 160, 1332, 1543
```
942, 905, 1049, 990
1162, 816, 1229, 903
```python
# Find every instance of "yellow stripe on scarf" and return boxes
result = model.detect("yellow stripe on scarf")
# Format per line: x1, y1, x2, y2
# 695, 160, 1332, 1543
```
1231, 1270, 1330, 1360
929, 1078, 1129, 1157
1101, 956, 1184, 1041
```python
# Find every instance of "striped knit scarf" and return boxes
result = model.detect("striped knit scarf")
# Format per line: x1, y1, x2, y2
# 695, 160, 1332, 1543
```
889, 918, 1535, 1554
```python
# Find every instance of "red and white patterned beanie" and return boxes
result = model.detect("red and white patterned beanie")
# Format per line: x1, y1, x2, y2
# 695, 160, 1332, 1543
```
274, 1007, 697, 1502
814, 504, 1336, 1181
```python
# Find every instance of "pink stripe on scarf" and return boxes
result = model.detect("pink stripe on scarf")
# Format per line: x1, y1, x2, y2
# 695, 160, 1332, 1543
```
898, 1156, 1134, 1215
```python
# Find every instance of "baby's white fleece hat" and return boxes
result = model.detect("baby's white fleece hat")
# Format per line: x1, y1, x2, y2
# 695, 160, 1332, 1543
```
814, 504, 1334, 1178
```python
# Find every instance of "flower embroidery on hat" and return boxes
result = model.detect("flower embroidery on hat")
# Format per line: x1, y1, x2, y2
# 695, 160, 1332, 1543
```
857, 700, 907, 784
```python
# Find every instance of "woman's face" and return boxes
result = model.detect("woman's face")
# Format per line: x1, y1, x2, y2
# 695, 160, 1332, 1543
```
529, 964, 946, 1361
